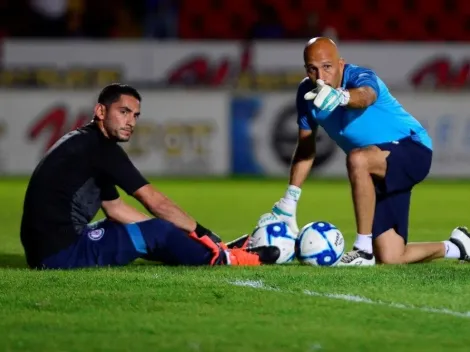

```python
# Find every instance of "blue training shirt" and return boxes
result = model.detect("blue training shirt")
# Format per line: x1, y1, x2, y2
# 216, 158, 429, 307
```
297, 64, 432, 153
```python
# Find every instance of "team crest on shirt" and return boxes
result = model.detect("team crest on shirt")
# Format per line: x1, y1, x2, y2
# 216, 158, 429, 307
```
88, 228, 105, 241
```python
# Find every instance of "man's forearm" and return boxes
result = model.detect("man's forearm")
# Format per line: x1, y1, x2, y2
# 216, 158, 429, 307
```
289, 154, 315, 187
346, 87, 377, 109
145, 196, 197, 232
133, 184, 198, 232
108, 203, 150, 224
102, 199, 150, 224
108, 201, 196, 231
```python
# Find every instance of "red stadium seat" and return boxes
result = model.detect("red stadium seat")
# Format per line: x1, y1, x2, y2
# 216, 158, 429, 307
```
177, 0, 470, 41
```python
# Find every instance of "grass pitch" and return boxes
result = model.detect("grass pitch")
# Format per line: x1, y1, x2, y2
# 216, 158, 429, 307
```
0, 178, 470, 352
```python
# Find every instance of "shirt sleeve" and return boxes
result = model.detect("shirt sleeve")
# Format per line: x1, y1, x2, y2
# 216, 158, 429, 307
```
95, 143, 150, 196
99, 182, 119, 201
347, 68, 380, 98
296, 81, 318, 131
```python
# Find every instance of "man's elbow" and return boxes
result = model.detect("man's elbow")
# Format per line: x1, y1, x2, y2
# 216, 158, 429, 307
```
294, 141, 316, 161
105, 213, 118, 222
102, 207, 118, 222
363, 87, 377, 106
101, 200, 121, 221
294, 128, 317, 160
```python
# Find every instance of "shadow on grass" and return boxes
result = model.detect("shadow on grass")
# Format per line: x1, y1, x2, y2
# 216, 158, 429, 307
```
0, 253, 27, 268
0, 253, 161, 269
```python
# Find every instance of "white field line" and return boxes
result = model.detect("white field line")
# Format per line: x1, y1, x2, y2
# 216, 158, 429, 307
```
229, 279, 470, 319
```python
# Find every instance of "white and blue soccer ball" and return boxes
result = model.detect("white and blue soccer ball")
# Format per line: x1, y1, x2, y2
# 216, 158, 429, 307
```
248, 221, 297, 264
296, 221, 345, 266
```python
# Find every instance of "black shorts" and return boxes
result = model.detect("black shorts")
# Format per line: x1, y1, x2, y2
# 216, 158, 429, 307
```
372, 136, 432, 243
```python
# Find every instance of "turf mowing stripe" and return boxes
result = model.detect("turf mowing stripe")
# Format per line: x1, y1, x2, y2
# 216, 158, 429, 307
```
229, 279, 470, 319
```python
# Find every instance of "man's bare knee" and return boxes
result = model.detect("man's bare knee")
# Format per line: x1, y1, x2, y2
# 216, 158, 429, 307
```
347, 146, 388, 177
374, 228, 407, 265
346, 148, 369, 173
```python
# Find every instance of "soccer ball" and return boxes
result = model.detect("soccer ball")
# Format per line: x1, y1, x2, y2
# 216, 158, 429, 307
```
296, 221, 345, 266
248, 221, 297, 264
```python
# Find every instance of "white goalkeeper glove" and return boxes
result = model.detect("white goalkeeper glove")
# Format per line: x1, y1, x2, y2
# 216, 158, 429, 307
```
257, 212, 283, 227
270, 185, 302, 236
304, 79, 350, 113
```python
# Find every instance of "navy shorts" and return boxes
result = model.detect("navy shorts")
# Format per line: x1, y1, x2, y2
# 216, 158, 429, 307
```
41, 218, 215, 269
372, 136, 432, 243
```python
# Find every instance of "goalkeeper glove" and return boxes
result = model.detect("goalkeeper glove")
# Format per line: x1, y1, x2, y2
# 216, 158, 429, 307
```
270, 185, 301, 236
304, 79, 350, 112
194, 223, 222, 244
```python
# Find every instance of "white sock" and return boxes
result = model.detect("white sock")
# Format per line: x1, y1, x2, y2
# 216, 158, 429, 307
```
353, 233, 373, 254
281, 185, 301, 206
443, 241, 461, 259
284, 185, 301, 201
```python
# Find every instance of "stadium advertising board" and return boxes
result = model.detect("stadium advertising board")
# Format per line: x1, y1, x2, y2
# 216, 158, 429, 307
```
0, 91, 230, 176
3, 41, 470, 90
0, 66, 121, 89
231, 92, 470, 178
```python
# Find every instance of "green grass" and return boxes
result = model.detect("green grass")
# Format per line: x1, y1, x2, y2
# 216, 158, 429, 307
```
1, 178, 470, 352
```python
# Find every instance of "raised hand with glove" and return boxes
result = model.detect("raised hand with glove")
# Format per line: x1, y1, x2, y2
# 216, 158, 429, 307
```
304, 79, 350, 113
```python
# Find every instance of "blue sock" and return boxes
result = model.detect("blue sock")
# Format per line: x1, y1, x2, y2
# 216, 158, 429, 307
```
134, 218, 219, 266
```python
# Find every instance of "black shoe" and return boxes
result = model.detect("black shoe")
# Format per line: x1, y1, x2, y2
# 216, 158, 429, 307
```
226, 234, 250, 249
246, 246, 280, 264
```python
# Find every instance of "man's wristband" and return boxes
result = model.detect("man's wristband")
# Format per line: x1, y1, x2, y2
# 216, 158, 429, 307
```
195, 223, 209, 238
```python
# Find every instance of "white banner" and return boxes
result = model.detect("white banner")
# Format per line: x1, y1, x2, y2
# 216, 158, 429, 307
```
230, 92, 470, 178
3, 40, 470, 89
1, 41, 240, 88
0, 90, 230, 175
406, 92, 470, 177
249, 43, 470, 90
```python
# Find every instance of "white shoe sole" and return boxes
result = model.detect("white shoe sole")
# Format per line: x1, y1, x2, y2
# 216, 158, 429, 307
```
337, 257, 376, 266
450, 227, 470, 260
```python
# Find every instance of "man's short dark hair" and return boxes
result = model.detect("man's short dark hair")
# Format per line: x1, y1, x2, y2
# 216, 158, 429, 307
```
97, 83, 142, 107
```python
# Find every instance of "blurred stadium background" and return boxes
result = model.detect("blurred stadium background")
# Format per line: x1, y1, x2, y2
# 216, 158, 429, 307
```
0, 0, 469, 179
1, 4, 470, 350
